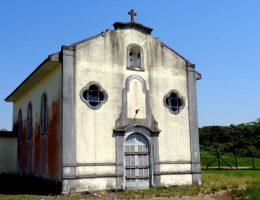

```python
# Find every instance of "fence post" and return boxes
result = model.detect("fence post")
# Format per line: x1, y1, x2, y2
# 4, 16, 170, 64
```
217, 149, 220, 170
234, 149, 238, 170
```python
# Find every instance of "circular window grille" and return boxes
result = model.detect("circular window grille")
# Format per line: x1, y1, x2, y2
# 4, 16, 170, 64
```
80, 83, 107, 109
164, 90, 185, 114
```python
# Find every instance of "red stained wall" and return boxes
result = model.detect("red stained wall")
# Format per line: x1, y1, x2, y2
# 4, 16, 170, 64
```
47, 100, 61, 178
17, 99, 61, 181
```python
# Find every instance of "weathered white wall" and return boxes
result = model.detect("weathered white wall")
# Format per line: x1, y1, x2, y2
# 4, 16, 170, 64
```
13, 64, 61, 122
63, 178, 116, 192
127, 79, 146, 119
12, 63, 62, 179
0, 137, 17, 173
74, 28, 191, 188
161, 174, 192, 186
160, 164, 191, 172
145, 38, 191, 163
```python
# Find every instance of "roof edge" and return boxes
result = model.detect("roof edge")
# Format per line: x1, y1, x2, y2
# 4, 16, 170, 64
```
186, 61, 201, 80
5, 52, 61, 102
70, 33, 103, 47
160, 42, 189, 62
113, 22, 153, 35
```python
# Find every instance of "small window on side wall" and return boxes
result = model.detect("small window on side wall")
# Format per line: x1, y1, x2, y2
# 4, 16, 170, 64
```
80, 82, 108, 110
40, 93, 48, 135
127, 44, 144, 71
164, 90, 185, 114
27, 102, 33, 140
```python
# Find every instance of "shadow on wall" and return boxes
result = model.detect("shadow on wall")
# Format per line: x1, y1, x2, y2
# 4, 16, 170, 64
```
0, 173, 61, 195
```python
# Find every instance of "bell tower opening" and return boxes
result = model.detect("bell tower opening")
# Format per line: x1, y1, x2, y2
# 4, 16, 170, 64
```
127, 44, 143, 70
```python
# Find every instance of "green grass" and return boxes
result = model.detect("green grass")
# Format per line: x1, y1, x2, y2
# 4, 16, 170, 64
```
231, 184, 260, 200
201, 150, 260, 169
0, 195, 53, 200
0, 170, 259, 199
202, 170, 260, 200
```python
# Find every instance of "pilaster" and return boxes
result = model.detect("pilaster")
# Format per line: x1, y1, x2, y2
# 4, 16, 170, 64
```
187, 62, 201, 184
61, 46, 76, 181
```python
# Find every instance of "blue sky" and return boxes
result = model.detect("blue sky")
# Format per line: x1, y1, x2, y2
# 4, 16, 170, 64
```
0, 1, 259, 130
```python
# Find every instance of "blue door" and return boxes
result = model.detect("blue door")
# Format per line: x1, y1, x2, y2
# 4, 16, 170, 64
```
125, 133, 150, 189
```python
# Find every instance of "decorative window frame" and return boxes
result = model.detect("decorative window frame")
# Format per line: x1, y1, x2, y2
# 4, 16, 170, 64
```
126, 43, 144, 71
80, 82, 108, 110
163, 90, 185, 114
40, 93, 48, 136
27, 102, 33, 141
18, 109, 22, 144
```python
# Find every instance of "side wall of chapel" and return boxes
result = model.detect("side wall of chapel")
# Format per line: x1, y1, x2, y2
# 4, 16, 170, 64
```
13, 64, 62, 180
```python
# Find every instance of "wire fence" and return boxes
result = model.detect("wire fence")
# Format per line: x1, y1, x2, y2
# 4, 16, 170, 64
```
201, 148, 260, 170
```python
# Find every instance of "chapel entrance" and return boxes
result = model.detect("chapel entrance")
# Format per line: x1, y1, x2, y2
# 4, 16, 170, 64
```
124, 133, 150, 189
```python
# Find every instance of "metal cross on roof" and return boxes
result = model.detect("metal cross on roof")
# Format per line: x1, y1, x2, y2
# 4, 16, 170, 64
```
128, 9, 137, 23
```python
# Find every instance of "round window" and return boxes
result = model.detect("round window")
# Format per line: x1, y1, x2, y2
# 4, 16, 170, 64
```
164, 90, 184, 114
80, 83, 107, 109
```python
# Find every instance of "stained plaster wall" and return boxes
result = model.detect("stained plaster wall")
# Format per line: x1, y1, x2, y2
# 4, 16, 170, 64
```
73, 29, 191, 189
13, 64, 62, 180
0, 137, 17, 173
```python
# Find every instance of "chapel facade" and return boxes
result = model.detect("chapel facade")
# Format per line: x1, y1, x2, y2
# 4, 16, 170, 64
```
6, 10, 201, 193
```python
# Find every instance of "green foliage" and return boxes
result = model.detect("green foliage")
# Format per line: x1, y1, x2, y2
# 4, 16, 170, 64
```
199, 122, 260, 157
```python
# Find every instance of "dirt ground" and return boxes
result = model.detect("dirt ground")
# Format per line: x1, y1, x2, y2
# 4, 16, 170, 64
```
90, 190, 233, 200
140, 190, 232, 200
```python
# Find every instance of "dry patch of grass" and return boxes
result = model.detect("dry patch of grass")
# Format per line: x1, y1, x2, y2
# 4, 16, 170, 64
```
0, 170, 259, 200
113, 170, 260, 199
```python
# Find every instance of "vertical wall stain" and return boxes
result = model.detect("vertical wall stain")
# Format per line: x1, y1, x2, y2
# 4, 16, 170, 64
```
17, 99, 61, 180
18, 122, 28, 174
48, 100, 61, 179
33, 122, 40, 175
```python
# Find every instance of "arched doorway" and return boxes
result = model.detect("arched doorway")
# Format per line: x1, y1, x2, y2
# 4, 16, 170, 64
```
124, 133, 150, 189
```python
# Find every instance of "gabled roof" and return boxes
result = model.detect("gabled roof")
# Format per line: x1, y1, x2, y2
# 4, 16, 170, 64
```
5, 20, 198, 102
5, 53, 60, 102
70, 25, 189, 63
70, 33, 102, 47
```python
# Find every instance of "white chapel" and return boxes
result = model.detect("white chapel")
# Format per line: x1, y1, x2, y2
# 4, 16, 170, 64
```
6, 10, 201, 193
